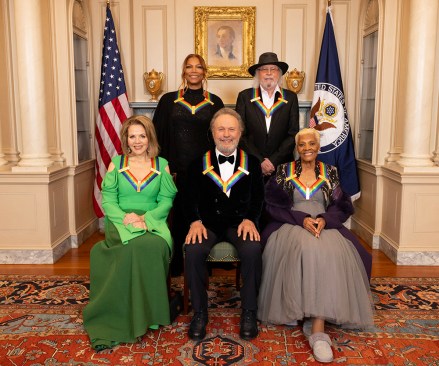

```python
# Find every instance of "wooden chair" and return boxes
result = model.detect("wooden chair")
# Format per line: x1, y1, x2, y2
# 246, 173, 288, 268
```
183, 241, 241, 315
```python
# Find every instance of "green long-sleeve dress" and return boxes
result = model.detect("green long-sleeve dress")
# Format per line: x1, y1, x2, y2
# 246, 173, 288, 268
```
82, 155, 177, 350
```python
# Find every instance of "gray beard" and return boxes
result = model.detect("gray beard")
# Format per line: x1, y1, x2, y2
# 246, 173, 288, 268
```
216, 142, 238, 156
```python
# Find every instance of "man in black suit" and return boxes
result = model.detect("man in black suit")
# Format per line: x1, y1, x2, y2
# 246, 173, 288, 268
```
184, 108, 264, 341
236, 52, 300, 177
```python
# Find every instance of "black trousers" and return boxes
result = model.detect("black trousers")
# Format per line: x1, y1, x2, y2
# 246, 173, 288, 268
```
185, 227, 262, 312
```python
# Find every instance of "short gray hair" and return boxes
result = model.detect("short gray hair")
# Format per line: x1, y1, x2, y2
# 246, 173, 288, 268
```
295, 128, 321, 145
210, 107, 245, 132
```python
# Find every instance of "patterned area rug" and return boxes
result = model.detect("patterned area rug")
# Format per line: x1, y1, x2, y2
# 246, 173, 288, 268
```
0, 275, 438, 365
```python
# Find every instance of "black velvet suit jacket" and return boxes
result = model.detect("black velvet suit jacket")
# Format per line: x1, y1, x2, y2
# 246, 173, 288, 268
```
235, 87, 300, 167
184, 149, 264, 235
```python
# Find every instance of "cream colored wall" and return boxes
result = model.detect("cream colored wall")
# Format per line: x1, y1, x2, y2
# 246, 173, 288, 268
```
402, 182, 439, 251
0, 0, 97, 263
69, 161, 98, 247
130, 0, 176, 102
0, 0, 18, 165
351, 0, 385, 248
40, 0, 60, 163
435, 18, 439, 165
351, 0, 439, 265
0, 170, 69, 248
351, 161, 380, 248
51, 0, 75, 165
88, 0, 361, 107
378, 164, 439, 264
0, 0, 438, 264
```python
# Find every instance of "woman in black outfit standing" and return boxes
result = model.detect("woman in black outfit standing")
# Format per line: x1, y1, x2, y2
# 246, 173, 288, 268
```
153, 54, 224, 275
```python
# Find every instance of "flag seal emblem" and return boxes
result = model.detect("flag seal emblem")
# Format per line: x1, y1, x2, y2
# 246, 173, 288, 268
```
308, 4, 360, 197
311, 82, 349, 154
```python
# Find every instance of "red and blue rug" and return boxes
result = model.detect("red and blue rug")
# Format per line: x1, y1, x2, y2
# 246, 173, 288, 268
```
0, 275, 438, 365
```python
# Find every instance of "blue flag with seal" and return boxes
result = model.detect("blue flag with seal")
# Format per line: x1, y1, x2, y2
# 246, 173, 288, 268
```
309, 5, 360, 199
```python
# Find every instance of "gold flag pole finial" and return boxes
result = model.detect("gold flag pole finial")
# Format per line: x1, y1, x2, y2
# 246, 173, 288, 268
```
328, 0, 332, 6
107, 0, 110, 5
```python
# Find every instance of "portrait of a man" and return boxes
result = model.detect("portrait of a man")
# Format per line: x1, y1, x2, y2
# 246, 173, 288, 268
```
215, 26, 236, 60
194, 6, 255, 78
207, 20, 242, 67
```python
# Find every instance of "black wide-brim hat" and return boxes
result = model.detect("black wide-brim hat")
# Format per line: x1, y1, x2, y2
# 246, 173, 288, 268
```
248, 52, 289, 76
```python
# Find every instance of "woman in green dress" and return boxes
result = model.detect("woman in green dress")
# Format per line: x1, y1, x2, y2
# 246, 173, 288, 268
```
83, 115, 177, 351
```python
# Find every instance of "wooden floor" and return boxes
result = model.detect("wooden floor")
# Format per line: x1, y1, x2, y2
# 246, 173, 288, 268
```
0, 230, 438, 277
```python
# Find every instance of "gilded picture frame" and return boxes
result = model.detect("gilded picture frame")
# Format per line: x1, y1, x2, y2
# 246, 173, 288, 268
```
194, 6, 256, 79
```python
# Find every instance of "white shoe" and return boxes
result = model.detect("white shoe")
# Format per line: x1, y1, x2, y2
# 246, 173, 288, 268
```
309, 332, 333, 363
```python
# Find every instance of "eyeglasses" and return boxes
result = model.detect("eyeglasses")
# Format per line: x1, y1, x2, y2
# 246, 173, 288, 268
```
257, 67, 279, 73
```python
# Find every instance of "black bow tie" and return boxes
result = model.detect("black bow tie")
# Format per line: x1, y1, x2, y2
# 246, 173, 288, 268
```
218, 154, 235, 164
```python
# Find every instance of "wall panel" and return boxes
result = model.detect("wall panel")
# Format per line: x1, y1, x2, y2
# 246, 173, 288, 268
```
354, 169, 376, 227
50, 179, 69, 245
402, 189, 439, 250
381, 175, 401, 242
73, 164, 96, 230
274, 1, 318, 101
132, 2, 174, 101
0, 187, 50, 247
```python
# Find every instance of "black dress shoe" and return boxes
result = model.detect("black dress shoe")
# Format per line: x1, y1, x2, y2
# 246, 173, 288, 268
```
188, 311, 208, 341
240, 309, 258, 340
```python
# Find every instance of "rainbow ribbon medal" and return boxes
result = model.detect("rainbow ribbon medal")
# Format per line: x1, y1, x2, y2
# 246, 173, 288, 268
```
286, 161, 329, 200
118, 155, 161, 192
174, 89, 214, 115
250, 88, 288, 118
202, 150, 249, 194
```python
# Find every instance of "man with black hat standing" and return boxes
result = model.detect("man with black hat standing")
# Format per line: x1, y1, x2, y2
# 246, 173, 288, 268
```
236, 52, 300, 177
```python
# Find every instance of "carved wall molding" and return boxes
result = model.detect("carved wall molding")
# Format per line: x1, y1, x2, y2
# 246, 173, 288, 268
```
364, 0, 379, 35
73, 0, 87, 37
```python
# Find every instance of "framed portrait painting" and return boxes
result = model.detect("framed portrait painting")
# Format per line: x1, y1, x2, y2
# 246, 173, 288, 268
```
194, 6, 255, 79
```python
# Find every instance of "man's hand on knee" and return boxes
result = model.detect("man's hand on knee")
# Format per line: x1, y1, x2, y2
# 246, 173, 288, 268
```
237, 219, 260, 242
185, 220, 208, 244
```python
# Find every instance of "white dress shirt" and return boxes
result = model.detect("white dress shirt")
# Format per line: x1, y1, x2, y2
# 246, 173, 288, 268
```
260, 85, 281, 132
216, 148, 237, 197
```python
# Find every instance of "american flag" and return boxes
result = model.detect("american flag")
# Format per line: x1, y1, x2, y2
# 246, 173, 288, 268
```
93, 4, 132, 217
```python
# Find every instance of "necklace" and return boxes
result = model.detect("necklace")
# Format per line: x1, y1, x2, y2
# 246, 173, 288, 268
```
118, 155, 161, 192
174, 89, 214, 115
202, 150, 249, 193
286, 161, 329, 200
250, 88, 288, 117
